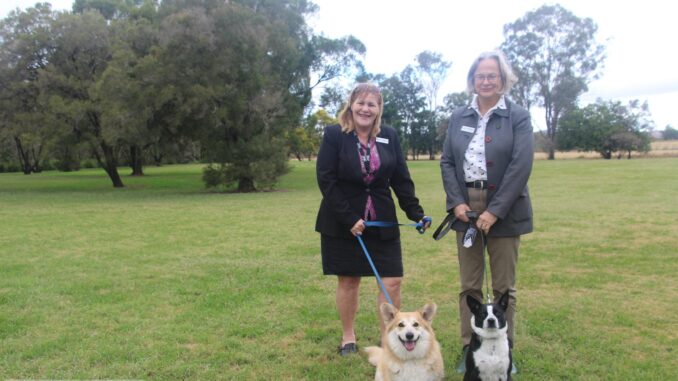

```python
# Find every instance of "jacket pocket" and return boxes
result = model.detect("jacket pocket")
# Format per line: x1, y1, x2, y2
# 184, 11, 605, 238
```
507, 195, 532, 223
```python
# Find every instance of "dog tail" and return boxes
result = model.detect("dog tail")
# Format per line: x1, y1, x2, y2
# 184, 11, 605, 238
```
363, 346, 382, 367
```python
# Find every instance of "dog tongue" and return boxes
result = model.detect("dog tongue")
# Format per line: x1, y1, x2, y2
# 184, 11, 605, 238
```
404, 341, 416, 352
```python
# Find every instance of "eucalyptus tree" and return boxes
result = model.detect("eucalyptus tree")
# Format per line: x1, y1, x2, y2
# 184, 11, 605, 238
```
379, 67, 427, 160
437, 91, 473, 141
318, 84, 348, 117
501, 4, 606, 159
414, 51, 451, 159
0, 4, 59, 174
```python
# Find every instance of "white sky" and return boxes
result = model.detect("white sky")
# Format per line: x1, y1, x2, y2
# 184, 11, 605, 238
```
2, 0, 676, 131
309, 0, 677, 131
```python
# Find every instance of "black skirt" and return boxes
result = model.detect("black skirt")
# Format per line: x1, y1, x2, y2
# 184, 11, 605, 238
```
321, 230, 403, 277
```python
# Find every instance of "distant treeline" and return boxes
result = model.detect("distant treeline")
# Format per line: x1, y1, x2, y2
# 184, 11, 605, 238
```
0, 1, 664, 187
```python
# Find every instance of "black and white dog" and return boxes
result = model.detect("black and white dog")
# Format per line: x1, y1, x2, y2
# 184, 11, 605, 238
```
464, 291, 512, 381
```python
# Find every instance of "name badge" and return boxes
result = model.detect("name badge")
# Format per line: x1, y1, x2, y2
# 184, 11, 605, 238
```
376, 137, 389, 144
461, 126, 475, 133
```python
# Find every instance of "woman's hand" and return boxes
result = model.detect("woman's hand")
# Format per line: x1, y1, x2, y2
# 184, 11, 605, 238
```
419, 216, 432, 232
453, 204, 472, 223
477, 211, 497, 234
350, 219, 366, 236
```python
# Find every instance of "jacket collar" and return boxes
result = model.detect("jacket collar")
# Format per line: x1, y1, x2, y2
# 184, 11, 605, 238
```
462, 96, 510, 118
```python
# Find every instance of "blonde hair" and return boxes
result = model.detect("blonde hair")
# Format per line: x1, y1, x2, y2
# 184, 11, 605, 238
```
466, 50, 518, 95
338, 82, 384, 138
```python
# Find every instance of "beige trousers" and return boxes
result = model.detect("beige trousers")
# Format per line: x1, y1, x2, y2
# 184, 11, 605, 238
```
456, 188, 519, 346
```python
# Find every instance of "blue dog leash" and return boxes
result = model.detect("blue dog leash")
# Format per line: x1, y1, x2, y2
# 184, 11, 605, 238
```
364, 216, 432, 234
356, 217, 432, 305
356, 234, 394, 305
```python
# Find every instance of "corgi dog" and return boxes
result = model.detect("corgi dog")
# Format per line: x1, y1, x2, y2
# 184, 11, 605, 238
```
464, 292, 512, 381
364, 303, 444, 381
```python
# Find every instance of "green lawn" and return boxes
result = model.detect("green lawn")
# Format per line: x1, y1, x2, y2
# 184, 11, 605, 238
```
1, 159, 676, 380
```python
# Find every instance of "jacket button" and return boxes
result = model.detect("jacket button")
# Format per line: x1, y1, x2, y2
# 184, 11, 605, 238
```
485, 136, 492, 143
488, 184, 496, 190
487, 160, 494, 167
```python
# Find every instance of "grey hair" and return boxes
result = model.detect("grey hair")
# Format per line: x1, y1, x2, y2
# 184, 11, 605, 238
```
466, 50, 518, 95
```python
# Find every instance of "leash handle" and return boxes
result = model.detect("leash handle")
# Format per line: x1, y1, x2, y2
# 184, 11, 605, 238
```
356, 235, 393, 305
418, 216, 432, 234
432, 213, 457, 240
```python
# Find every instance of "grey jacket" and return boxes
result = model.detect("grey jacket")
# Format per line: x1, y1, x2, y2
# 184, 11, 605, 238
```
440, 99, 534, 237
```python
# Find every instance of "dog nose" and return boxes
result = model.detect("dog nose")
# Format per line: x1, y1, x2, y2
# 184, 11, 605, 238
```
487, 318, 496, 328
406, 332, 414, 340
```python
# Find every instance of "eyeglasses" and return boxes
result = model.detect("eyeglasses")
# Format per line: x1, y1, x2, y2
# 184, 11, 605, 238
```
474, 73, 500, 83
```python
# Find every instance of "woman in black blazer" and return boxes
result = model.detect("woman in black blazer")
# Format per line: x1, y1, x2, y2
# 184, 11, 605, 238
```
315, 83, 430, 355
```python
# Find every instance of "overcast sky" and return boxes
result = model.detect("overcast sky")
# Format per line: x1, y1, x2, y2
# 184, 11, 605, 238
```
308, 0, 677, 131
2, 0, 676, 131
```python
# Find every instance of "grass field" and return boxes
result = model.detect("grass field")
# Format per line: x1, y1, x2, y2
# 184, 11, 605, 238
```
1, 158, 677, 380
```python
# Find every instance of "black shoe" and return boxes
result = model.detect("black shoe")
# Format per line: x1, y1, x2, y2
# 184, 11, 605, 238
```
338, 342, 358, 356
456, 345, 469, 373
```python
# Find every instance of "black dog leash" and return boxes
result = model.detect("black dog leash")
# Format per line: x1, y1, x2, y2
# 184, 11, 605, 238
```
478, 227, 492, 304
466, 211, 492, 304
432, 213, 457, 240
434, 211, 492, 303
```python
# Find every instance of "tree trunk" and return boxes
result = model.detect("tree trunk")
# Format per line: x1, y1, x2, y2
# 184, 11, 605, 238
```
14, 137, 32, 174
94, 142, 124, 188
130, 145, 144, 176
30, 146, 42, 173
237, 177, 256, 192
152, 149, 163, 166
546, 104, 557, 160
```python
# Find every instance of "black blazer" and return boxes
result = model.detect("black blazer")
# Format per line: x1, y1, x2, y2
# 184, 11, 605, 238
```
315, 124, 425, 240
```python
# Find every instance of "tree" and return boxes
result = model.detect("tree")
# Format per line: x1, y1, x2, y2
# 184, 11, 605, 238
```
164, 0, 363, 192
440, 92, 472, 113
558, 99, 653, 159
436, 91, 472, 142
0, 4, 59, 174
287, 109, 335, 161
414, 51, 450, 159
379, 67, 427, 160
43, 10, 125, 186
95, 9, 161, 176
318, 84, 348, 118
501, 4, 606, 159
662, 126, 678, 140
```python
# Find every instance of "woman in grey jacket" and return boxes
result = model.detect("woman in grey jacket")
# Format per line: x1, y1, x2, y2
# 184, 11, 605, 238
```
440, 50, 534, 369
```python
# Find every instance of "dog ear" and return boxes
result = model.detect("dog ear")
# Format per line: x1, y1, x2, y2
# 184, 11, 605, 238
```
380, 303, 398, 324
420, 303, 437, 323
466, 295, 482, 314
498, 290, 510, 311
